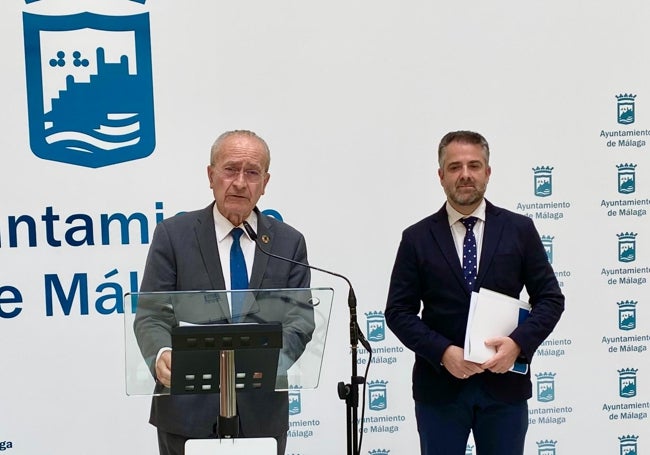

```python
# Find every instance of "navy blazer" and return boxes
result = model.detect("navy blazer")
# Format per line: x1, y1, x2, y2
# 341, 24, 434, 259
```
134, 203, 313, 438
385, 200, 564, 404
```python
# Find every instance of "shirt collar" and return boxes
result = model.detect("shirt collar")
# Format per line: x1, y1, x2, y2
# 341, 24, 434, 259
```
212, 205, 259, 242
446, 199, 486, 226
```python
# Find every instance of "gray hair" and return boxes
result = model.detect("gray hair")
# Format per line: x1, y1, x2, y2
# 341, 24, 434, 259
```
210, 130, 271, 171
437, 130, 490, 167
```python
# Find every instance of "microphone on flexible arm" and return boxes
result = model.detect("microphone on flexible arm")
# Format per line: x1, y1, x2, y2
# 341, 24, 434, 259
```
243, 221, 371, 455
242, 222, 370, 350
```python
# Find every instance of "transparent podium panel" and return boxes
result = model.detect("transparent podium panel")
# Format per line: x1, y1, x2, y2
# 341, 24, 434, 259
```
124, 288, 333, 396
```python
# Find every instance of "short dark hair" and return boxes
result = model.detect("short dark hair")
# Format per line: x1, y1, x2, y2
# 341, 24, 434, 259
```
437, 130, 490, 167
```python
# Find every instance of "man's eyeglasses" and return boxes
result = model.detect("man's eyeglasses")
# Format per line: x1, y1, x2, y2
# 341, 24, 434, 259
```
216, 166, 266, 183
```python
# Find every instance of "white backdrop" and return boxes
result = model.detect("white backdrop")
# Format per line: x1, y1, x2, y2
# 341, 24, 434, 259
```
2, 1, 650, 454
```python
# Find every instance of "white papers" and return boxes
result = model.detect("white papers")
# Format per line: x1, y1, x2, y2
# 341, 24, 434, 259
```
464, 288, 531, 374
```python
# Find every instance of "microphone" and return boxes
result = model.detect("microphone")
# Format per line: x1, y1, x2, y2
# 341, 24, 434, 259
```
242, 221, 371, 352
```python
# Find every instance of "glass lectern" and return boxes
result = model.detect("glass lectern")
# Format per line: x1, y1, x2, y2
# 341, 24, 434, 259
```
124, 288, 333, 455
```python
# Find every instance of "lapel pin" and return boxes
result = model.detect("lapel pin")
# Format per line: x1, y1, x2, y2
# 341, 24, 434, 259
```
261, 235, 270, 244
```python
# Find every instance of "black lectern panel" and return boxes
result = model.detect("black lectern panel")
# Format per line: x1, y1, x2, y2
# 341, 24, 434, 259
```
170, 323, 282, 395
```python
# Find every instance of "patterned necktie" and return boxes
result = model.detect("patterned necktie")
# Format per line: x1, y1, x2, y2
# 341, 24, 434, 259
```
460, 217, 478, 291
230, 228, 248, 322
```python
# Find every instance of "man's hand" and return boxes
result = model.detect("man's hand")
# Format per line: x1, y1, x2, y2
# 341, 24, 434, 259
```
155, 350, 172, 388
481, 337, 521, 374
441, 345, 485, 379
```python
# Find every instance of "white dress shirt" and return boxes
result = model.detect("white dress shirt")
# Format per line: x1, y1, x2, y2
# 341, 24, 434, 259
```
446, 199, 486, 274
212, 205, 257, 289
156, 207, 259, 360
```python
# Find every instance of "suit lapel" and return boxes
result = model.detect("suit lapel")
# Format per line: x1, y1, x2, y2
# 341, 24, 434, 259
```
249, 208, 271, 290
476, 200, 504, 289
193, 204, 232, 319
194, 204, 226, 290
429, 205, 469, 293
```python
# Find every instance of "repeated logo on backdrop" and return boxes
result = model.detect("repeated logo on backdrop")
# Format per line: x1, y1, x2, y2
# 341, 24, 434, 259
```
518, 165, 570, 221
23, 0, 155, 168
536, 372, 556, 403
600, 95, 650, 292
592, 94, 650, 449
599, 94, 650, 289
368, 380, 388, 411
289, 386, 302, 416
604, 165, 648, 218
619, 435, 639, 455
529, 372, 572, 426
601, 300, 650, 354
619, 300, 638, 331
601, 360, 649, 421
515, 162, 573, 289
601, 93, 649, 149
533, 167, 554, 198
618, 368, 639, 398
355, 311, 407, 446
617, 94, 637, 125
287, 386, 321, 440
366, 311, 385, 342
536, 440, 557, 455
541, 236, 555, 264
358, 312, 403, 368
618, 164, 637, 194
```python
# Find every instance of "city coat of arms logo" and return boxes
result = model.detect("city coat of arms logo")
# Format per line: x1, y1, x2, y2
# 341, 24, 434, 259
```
616, 93, 636, 125
23, 4, 155, 168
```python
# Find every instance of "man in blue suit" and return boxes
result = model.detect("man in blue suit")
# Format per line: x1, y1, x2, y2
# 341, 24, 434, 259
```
134, 130, 314, 455
385, 130, 564, 455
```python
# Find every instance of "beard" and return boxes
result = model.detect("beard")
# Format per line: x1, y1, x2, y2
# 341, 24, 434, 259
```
445, 182, 486, 207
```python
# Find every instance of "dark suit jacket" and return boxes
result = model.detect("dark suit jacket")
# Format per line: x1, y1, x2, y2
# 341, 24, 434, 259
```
134, 203, 313, 438
385, 200, 564, 404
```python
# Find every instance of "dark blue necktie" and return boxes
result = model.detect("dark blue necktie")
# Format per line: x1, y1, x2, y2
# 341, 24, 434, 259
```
230, 228, 248, 322
460, 217, 478, 290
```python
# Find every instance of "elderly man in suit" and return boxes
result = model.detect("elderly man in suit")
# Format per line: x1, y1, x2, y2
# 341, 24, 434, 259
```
134, 130, 314, 455
385, 130, 564, 455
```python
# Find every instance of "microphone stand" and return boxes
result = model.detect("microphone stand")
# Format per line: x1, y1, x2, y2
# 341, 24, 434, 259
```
336, 285, 369, 455
242, 222, 370, 455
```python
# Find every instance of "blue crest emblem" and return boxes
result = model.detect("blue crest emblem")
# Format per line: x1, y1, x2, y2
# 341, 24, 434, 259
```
617, 93, 637, 125
368, 450, 390, 455
533, 166, 553, 197
368, 380, 388, 411
536, 372, 556, 402
617, 232, 637, 263
541, 235, 554, 264
618, 301, 637, 331
465, 444, 474, 455
617, 164, 637, 194
366, 311, 386, 342
289, 386, 302, 415
619, 435, 639, 455
536, 440, 557, 455
618, 368, 638, 398
23, 8, 155, 168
